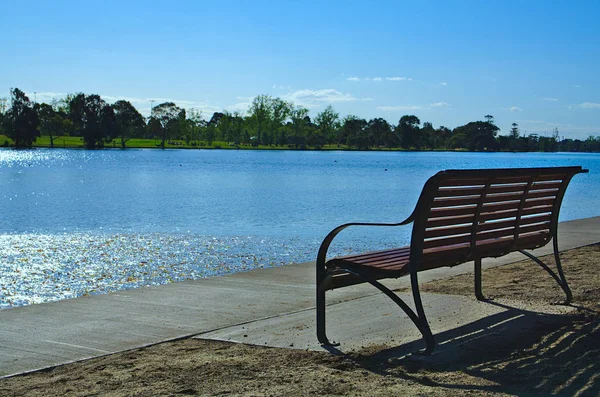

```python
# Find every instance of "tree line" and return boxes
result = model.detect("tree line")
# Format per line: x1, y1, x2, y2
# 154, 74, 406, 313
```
1, 88, 599, 152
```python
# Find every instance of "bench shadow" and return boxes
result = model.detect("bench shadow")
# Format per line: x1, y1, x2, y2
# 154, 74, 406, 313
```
344, 301, 600, 396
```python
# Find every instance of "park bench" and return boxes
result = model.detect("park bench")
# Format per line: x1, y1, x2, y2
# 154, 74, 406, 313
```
316, 166, 588, 354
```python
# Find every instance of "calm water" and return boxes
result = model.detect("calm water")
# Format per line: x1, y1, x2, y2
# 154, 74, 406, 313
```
1, 149, 599, 307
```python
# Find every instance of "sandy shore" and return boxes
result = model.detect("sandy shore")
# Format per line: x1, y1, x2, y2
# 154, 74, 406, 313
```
2, 244, 599, 396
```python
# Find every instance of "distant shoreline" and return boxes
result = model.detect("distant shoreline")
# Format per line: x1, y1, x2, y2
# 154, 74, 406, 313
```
2, 136, 599, 153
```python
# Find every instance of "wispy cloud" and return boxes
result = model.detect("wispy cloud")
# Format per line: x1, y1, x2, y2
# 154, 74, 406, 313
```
508, 106, 522, 112
272, 84, 292, 90
284, 89, 372, 108
24, 91, 67, 102
377, 105, 423, 111
227, 89, 372, 113
347, 76, 412, 82
430, 101, 451, 107
543, 97, 559, 102
440, 82, 448, 86
575, 102, 600, 109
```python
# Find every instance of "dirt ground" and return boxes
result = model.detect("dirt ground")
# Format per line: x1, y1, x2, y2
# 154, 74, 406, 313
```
1, 244, 599, 397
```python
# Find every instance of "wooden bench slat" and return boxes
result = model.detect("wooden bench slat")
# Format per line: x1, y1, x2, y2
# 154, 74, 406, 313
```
430, 205, 478, 218
432, 196, 482, 208
435, 186, 485, 197
530, 181, 562, 190
423, 213, 552, 239
426, 214, 475, 228
479, 205, 554, 222
475, 222, 550, 241
483, 189, 559, 204
339, 247, 410, 262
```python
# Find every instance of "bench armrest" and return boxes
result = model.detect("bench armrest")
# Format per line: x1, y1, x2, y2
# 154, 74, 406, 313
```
316, 212, 415, 268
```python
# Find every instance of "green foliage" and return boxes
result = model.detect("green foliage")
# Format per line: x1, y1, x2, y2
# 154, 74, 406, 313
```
37, 103, 66, 148
2, 87, 598, 153
112, 100, 146, 148
151, 102, 184, 149
451, 120, 499, 151
4, 88, 40, 147
67, 93, 115, 149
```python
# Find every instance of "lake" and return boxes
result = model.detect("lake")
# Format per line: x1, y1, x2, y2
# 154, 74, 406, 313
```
1, 149, 599, 308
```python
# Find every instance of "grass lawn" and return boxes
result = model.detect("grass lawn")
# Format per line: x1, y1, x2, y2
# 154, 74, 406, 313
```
1, 135, 422, 151
0, 135, 363, 151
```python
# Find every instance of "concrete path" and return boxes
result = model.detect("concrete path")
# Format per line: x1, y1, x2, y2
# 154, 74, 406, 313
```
1, 217, 599, 377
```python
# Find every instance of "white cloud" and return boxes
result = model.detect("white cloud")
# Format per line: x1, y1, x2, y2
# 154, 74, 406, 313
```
346, 77, 360, 81
430, 101, 450, 107
508, 106, 522, 112
24, 91, 67, 102
543, 97, 559, 102
372, 77, 383, 82
577, 102, 600, 109
284, 89, 370, 107
386, 77, 409, 81
227, 89, 372, 112
440, 82, 448, 86
377, 105, 423, 111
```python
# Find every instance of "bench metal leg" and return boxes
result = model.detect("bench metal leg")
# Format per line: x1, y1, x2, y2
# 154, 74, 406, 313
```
474, 258, 486, 301
316, 279, 331, 345
316, 267, 331, 345
518, 237, 572, 304
342, 268, 436, 354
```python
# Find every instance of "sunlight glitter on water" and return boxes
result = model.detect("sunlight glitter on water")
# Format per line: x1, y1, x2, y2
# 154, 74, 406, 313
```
0, 233, 324, 308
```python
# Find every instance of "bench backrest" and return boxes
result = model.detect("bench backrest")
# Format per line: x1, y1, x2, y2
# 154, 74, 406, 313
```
409, 166, 587, 271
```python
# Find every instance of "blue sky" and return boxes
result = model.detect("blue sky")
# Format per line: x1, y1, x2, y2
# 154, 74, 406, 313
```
1, 0, 599, 139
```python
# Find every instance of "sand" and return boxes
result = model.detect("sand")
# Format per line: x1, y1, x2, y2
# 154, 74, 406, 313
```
1, 244, 599, 396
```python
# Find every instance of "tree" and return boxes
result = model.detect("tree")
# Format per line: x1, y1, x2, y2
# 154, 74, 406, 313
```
37, 103, 65, 148
232, 112, 245, 145
248, 95, 273, 145
366, 118, 393, 147
271, 98, 292, 145
151, 102, 184, 148
112, 100, 145, 148
485, 114, 495, 124
315, 105, 340, 145
186, 109, 205, 145
3, 88, 40, 147
146, 117, 162, 141
397, 115, 421, 148
341, 115, 368, 148
420, 121, 435, 149
65, 93, 115, 149
67, 93, 87, 136
433, 126, 452, 149
78, 94, 112, 149
99, 104, 117, 147
509, 123, 519, 139
289, 106, 310, 147
0, 97, 7, 137
452, 120, 500, 151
